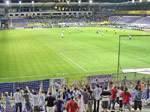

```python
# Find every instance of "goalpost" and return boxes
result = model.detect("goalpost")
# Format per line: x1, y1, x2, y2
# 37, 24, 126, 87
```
117, 35, 150, 82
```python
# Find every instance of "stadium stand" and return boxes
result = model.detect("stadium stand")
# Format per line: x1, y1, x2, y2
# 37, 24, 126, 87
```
108, 16, 120, 23
135, 16, 150, 25
116, 16, 142, 24
1, 0, 150, 112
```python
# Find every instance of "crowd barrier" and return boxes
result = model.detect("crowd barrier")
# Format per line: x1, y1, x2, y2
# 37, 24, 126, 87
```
1, 72, 150, 95
0, 79, 50, 95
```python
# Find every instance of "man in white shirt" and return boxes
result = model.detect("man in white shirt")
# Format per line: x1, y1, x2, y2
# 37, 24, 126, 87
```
72, 88, 80, 101
93, 79, 102, 112
39, 91, 45, 111
31, 91, 40, 112
39, 84, 46, 111
13, 88, 22, 112
26, 86, 40, 112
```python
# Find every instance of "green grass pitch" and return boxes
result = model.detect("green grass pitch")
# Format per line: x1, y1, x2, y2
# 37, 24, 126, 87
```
0, 27, 150, 83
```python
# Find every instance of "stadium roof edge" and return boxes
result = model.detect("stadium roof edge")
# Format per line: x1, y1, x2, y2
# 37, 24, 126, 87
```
0, 2, 130, 7
0, 1, 150, 7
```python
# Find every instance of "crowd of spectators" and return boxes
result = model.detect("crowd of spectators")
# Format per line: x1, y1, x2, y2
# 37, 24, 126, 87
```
13, 14, 107, 24
0, 77, 150, 112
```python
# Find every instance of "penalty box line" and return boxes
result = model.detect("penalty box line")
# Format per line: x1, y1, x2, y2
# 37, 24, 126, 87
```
60, 52, 88, 72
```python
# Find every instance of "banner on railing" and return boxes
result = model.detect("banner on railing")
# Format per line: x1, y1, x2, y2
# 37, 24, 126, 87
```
87, 74, 112, 87
50, 78, 65, 90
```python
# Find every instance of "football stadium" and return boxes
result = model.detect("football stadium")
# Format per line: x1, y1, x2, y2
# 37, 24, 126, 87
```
0, 0, 150, 112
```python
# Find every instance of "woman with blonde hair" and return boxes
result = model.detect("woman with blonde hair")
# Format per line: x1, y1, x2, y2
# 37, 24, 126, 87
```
3, 92, 13, 112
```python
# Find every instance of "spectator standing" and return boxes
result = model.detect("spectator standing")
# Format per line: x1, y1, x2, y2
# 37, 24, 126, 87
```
39, 84, 46, 111
45, 92, 56, 112
87, 86, 93, 112
118, 86, 124, 110
101, 86, 111, 112
77, 94, 84, 112
121, 87, 131, 112
20, 90, 25, 111
4, 92, 13, 112
26, 87, 40, 112
93, 79, 102, 112
72, 87, 80, 101
108, 86, 118, 110
80, 88, 90, 112
64, 89, 72, 103
54, 95, 64, 112
31, 91, 40, 112
13, 88, 22, 112
134, 88, 142, 112
66, 96, 79, 112
143, 80, 150, 100
23, 89, 31, 112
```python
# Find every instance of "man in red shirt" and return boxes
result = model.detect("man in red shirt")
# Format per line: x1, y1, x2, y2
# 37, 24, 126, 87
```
121, 87, 131, 112
66, 96, 79, 112
108, 86, 118, 110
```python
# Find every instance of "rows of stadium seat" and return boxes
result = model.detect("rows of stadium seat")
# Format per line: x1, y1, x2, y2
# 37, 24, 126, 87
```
11, 14, 105, 26
116, 16, 141, 24
135, 16, 150, 24
11, 16, 150, 27
109, 16, 150, 25
109, 16, 120, 23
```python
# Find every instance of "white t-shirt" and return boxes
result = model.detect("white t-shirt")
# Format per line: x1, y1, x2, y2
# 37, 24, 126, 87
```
118, 90, 123, 100
93, 88, 102, 100
31, 94, 40, 106
39, 93, 45, 105
73, 90, 80, 98
13, 92, 21, 103
78, 98, 84, 112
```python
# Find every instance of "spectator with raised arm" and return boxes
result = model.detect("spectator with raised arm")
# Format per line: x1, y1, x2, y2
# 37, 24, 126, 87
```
45, 91, 56, 112
80, 88, 90, 112
87, 80, 94, 112
20, 90, 25, 111
26, 86, 40, 112
93, 79, 102, 112
13, 88, 22, 112
142, 78, 150, 100
134, 87, 142, 112
101, 86, 112, 112
66, 96, 79, 112
54, 95, 64, 112
39, 84, 46, 111
108, 86, 118, 111
121, 87, 131, 112
118, 86, 124, 111
2, 92, 13, 112
23, 88, 32, 112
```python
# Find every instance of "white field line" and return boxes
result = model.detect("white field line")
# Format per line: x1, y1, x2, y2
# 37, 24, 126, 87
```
60, 52, 87, 72
61, 48, 118, 54
0, 48, 117, 80
0, 69, 116, 80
